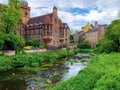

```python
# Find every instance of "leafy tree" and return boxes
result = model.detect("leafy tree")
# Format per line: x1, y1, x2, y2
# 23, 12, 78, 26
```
96, 19, 120, 53
0, 32, 5, 50
0, 0, 22, 34
0, 0, 25, 54
105, 20, 120, 51
96, 39, 117, 53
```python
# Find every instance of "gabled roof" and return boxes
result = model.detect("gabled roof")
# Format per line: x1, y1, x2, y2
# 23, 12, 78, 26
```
27, 13, 53, 25
44, 14, 52, 24
63, 23, 70, 29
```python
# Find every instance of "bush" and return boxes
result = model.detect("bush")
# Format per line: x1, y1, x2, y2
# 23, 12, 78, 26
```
26, 39, 40, 47
30, 62, 39, 67
0, 50, 74, 72
95, 19, 120, 53
77, 40, 90, 49
95, 39, 117, 53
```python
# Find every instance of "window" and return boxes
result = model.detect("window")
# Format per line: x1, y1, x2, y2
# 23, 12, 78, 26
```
57, 41, 59, 45
24, 11, 28, 17
53, 41, 55, 45
55, 18, 57, 24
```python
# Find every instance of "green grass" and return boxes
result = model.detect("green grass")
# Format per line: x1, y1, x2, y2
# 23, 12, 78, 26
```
50, 53, 120, 90
75, 48, 95, 53
0, 50, 74, 72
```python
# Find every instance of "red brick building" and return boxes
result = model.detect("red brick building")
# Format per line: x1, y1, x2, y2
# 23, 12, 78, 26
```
18, 1, 70, 48
0, 0, 70, 48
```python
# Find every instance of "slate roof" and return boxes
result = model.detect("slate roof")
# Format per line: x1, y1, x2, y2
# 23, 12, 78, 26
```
27, 13, 53, 25
86, 24, 107, 33
63, 23, 70, 29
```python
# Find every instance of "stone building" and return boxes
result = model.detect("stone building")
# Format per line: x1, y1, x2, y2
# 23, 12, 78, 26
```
74, 22, 93, 43
0, 0, 70, 48
85, 21, 107, 47
73, 21, 107, 47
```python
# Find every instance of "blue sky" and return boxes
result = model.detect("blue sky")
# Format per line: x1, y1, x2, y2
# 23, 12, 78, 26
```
0, 0, 120, 31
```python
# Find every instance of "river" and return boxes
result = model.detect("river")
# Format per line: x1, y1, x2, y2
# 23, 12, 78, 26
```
0, 53, 91, 90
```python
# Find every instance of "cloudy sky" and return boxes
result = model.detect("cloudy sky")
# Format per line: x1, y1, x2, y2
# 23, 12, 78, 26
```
0, 0, 120, 31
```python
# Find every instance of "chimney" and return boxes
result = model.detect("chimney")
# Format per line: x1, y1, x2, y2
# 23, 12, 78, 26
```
53, 6, 57, 15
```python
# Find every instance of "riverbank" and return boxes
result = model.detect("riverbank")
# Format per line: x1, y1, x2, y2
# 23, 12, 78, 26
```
50, 53, 120, 90
0, 50, 74, 72
0, 53, 90, 90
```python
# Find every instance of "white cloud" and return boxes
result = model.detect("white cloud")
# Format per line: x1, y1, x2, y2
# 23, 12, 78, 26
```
1, 0, 120, 30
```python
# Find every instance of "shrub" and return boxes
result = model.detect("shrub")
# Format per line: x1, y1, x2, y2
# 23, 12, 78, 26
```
95, 39, 117, 53
0, 50, 74, 72
30, 62, 39, 67
26, 39, 40, 47
77, 40, 90, 49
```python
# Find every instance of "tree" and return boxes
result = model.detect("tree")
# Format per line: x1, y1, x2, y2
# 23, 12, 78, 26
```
105, 20, 120, 51
0, 0, 22, 34
77, 40, 90, 49
96, 19, 120, 53
96, 39, 117, 53
0, 0, 25, 54
70, 29, 75, 43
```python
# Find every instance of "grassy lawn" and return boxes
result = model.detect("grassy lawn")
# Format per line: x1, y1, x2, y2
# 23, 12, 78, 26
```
50, 53, 120, 90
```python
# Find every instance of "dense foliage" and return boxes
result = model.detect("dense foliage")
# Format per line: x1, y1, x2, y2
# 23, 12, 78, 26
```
0, 50, 74, 72
50, 53, 120, 90
25, 39, 40, 48
0, 0, 25, 54
96, 19, 120, 53
77, 40, 90, 49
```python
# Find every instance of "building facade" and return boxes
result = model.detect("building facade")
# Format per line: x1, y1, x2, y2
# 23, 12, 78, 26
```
85, 22, 107, 47
74, 21, 107, 47
1, 0, 70, 48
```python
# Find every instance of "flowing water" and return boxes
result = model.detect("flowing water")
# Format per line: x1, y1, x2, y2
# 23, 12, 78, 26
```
0, 53, 91, 90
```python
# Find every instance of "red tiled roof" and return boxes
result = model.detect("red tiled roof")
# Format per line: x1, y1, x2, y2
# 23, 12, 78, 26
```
27, 13, 53, 25
59, 19, 64, 28
44, 14, 52, 24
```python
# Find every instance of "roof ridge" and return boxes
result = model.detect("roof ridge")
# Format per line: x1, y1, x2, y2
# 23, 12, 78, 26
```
30, 13, 53, 19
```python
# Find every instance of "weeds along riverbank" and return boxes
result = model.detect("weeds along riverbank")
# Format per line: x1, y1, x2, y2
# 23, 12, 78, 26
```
50, 53, 120, 90
0, 50, 74, 72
